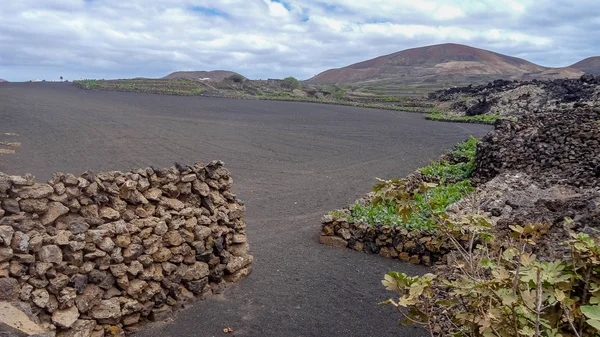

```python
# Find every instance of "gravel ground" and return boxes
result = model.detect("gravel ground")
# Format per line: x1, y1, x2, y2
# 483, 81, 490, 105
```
0, 82, 490, 337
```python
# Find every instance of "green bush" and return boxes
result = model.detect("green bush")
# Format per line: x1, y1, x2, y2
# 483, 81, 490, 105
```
227, 74, 246, 83
382, 218, 600, 337
282, 76, 300, 89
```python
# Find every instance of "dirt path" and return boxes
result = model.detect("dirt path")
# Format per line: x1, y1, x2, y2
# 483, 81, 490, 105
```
0, 83, 490, 337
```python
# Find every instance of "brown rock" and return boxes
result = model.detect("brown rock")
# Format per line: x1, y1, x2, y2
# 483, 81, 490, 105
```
0, 226, 14, 245
56, 319, 95, 337
41, 202, 69, 225
1, 198, 20, 214
19, 198, 49, 213
224, 266, 252, 283
163, 231, 184, 247
10, 231, 30, 253
226, 255, 253, 274
143, 188, 162, 201
89, 298, 121, 319
319, 235, 347, 248
122, 313, 141, 326
183, 262, 209, 281
32, 288, 50, 308
160, 198, 184, 211
0, 278, 19, 301
99, 207, 120, 220
152, 247, 172, 263
38, 245, 63, 264
399, 252, 410, 262
0, 247, 14, 263
0, 301, 48, 336
14, 183, 54, 199
379, 247, 399, 258
232, 234, 247, 244
52, 305, 79, 328
149, 305, 172, 322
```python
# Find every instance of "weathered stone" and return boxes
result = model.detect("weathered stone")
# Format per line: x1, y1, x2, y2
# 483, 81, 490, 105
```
19, 198, 49, 213
0, 301, 48, 336
232, 234, 247, 243
226, 255, 253, 274
1, 198, 20, 214
109, 264, 128, 278
0, 278, 19, 301
224, 266, 252, 283
143, 188, 162, 201
0, 226, 14, 245
148, 304, 172, 322
183, 262, 209, 281
38, 245, 63, 264
379, 247, 399, 258
89, 298, 121, 319
319, 235, 347, 248
52, 305, 79, 328
99, 207, 120, 220
14, 183, 54, 199
126, 280, 147, 300
127, 261, 144, 277
0, 247, 13, 263
69, 221, 89, 235
160, 198, 184, 211
41, 202, 69, 225
97, 237, 115, 252
122, 313, 141, 326
56, 319, 95, 337
11, 231, 30, 253
32, 288, 50, 308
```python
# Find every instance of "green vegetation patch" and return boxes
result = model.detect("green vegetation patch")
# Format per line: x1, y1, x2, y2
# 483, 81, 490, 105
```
337, 137, 478, 230
425, 111, 501, 124
348, 180, 474, 230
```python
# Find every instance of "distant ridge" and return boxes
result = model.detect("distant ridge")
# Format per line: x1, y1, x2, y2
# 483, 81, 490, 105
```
0, 78, 7, 83
163, 70, 241, 81
570, 57, 600, 75
308, 43, 583, 86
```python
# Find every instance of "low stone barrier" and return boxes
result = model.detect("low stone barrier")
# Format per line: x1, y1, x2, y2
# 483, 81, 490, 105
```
0, 161, 252, 336
320, 213, 454, 266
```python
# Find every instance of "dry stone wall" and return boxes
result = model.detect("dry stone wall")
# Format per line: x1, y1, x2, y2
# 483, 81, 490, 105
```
0, 161, 253, 336
320, 213, 454, 266
474, 107, 600, 188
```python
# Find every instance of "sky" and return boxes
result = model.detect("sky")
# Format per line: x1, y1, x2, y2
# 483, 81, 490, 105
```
1, 0, 599, 82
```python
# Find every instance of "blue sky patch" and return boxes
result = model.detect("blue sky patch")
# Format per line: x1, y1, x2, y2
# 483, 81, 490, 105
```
189, 6, 229, 18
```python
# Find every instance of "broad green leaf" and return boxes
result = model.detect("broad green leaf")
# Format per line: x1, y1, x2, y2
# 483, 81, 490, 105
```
581, 305, 600, 320
586, 318, 600, 330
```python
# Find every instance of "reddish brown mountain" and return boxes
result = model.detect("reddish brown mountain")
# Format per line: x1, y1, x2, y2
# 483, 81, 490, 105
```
308, 43, 582, 86
163, 70, 241, 81
570, 57, 600, 75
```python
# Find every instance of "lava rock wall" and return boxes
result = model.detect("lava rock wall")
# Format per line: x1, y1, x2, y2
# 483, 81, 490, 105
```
474, 107, 600, 188
0, 161, 252, 336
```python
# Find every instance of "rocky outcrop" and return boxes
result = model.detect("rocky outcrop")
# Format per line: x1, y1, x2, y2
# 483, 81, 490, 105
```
429, 75, 600, 117
0, 161, 252, 336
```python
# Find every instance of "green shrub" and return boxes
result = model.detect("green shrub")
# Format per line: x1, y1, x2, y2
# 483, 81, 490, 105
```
420, 136, 478, 180
75, 79, 100, 89
348, 180, 473, 230
282, 76, 300, 89
227, 74, 246, 83
381, 219, 600, 337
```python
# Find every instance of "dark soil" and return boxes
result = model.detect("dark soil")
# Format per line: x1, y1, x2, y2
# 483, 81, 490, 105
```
0, 82, 490, 337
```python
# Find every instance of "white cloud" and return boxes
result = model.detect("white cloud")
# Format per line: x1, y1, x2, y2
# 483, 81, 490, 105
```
0, 0, 598, 81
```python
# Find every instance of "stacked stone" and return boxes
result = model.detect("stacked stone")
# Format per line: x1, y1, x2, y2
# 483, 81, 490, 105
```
474, 107, 600, 188
0, 161, 252, 336
320, 213, 457, 266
